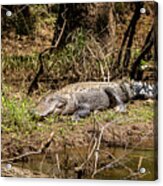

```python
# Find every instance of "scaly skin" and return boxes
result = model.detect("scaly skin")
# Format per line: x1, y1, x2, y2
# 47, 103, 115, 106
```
34, 80, 157, 120
34, 81, 133, 119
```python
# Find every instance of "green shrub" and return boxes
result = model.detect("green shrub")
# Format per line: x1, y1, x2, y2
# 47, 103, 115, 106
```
2, 94, 36, 133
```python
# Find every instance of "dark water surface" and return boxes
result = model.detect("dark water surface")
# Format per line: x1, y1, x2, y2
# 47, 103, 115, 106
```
12, 147, 157, 180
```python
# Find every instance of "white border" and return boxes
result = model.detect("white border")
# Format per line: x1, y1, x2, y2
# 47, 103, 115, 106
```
0, 0, 162, 186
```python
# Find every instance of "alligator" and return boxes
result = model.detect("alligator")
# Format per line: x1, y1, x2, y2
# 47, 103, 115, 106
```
34, 80, 157, 120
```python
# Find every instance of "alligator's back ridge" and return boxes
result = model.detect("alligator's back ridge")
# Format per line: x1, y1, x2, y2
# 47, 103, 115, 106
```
34, 80, 157, 119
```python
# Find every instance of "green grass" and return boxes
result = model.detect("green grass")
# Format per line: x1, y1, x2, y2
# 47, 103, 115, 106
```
74, 101, 155, 126
2, 54, 38, 71
1, 91, 36, 133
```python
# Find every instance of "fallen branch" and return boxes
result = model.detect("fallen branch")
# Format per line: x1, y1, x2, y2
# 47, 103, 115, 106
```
1, 131, 55, 163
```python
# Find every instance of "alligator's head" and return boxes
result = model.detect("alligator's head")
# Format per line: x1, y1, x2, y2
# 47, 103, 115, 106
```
34, 93, 67, 117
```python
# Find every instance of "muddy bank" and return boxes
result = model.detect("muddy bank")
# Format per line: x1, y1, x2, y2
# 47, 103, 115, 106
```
1, 122, 156, 179
1, 116, 156, 179
1, 121, 155, 161
86, 122, 155, 148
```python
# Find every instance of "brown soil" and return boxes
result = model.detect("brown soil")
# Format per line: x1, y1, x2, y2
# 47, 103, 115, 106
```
1, 119, 155, 161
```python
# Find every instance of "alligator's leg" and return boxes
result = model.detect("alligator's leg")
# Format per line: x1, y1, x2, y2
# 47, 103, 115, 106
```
72, 103, 91, 121
113, 92, 126, 112
104, 87, 126, 112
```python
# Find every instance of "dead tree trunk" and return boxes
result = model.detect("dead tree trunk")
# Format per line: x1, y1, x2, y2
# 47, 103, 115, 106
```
153, 3, 158, 81
130, 24, 154, 79
111, 2, 143, 79
122, 3, 142, 72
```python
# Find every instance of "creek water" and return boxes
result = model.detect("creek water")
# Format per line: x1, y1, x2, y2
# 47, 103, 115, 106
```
11, 146, 157, 180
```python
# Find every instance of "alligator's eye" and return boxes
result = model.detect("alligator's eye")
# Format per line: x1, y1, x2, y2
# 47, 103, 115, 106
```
57, 104, 64, 108
57, 101, 66, 108
48, 98, 55, 103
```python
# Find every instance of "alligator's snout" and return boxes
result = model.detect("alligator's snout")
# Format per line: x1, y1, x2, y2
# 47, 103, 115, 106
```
33, 94, 67, 117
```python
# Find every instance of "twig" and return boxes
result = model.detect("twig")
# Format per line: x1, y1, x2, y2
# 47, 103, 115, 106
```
56, 153, 61, 173
137, 156, 143, 171
124, 170, 150, 180
75, 138, 98, 172
54, 19, 67, 49
92, 120, 117, 177
39, 150, 48, 173
79, 117, 136, 178
1, 131, 55, 163
93, 122, 105, 174
85, 117, 134, 178
92, 130, 152, 178
106, 151, 133, 174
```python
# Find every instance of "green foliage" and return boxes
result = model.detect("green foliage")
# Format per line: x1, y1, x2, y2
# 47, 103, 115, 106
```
131, 49, 150, 70
61, 28, 86, 57
45, 28, 111, 84
58, 127, 65, 136
2, 5, 57, 35
45, 28, 87, 77
128, 102, 154, 123
114, 2, 125, 14
82, 101, 154, 126
140, 59, 148, 66
2, 93, 36, 133
31, 5, 57, 30
2, 54, 38, 72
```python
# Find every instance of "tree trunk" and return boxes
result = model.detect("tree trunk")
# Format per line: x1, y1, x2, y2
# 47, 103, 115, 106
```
112, 2, 143, 79
50, 3, 111, 52
130, 24, 154, 80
